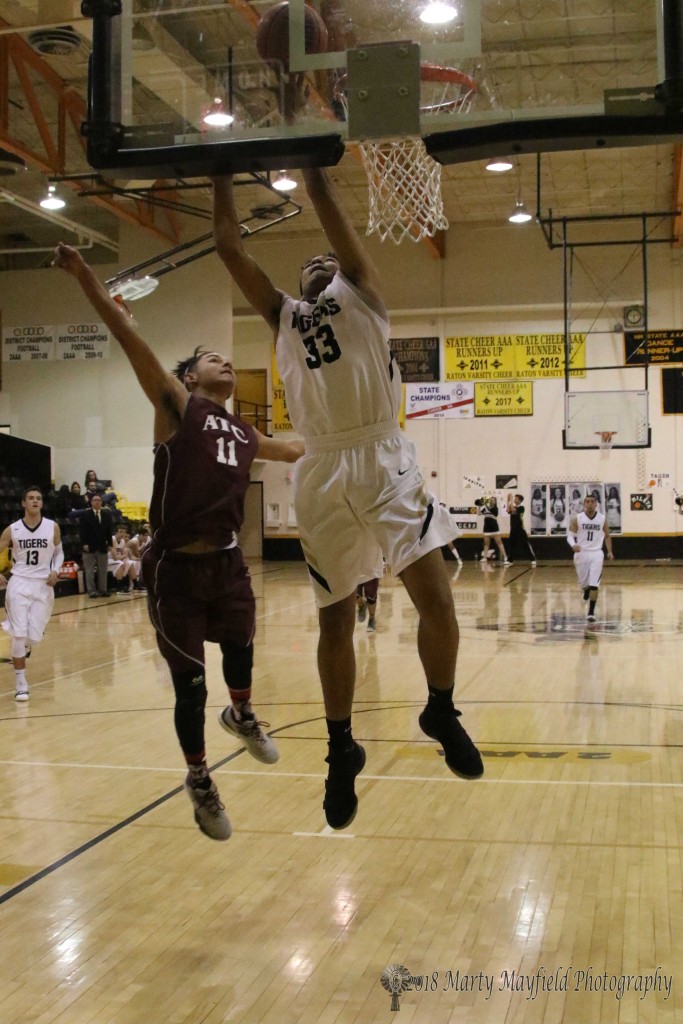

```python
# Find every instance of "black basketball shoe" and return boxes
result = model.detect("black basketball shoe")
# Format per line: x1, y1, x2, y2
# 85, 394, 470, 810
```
419, 705, 484, 779
323, 741, 366, 829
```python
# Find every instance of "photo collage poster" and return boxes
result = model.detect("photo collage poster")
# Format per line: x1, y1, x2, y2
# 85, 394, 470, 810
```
528, 482, 621, 535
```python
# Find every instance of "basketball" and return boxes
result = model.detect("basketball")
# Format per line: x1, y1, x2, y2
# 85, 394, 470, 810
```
255, 1, 328, 70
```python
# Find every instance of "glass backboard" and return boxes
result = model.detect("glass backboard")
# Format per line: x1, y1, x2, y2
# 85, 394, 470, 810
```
85, 0, 675, 177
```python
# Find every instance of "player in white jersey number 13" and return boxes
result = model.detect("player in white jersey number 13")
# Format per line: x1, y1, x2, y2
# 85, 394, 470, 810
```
0, 486, 63, 700
567, 494, 614, 622
213, 167, 483, 832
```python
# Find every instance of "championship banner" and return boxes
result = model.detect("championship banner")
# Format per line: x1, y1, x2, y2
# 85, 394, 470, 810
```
625, 329, 683, 365
270, 347, 293, 433
444, 334, 586, 381
405, 381, 474, 419
391, 336, 440, 382
475, 381, 533, 416
2, 325, 55, 362
517, 333, 585, 379
444, 335, 517, 380
55, 323, 109, 360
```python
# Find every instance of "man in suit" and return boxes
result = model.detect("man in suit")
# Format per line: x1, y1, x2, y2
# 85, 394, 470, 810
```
79, 493, 113, 598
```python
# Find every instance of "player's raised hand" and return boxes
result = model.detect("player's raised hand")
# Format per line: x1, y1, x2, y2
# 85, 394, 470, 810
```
52, 242, 84, 275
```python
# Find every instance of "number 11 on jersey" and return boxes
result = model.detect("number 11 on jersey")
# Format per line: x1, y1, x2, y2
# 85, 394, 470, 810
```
216, 437, 237, 466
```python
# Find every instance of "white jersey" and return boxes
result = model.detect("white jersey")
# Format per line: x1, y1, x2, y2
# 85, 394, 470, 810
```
8, 517, 56, 579
277, 272, 402, 442
576, 511, 606, 551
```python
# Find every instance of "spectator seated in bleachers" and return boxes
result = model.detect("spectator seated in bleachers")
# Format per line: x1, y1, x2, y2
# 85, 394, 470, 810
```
108, 525, 139, 594
67, 480, 89, 519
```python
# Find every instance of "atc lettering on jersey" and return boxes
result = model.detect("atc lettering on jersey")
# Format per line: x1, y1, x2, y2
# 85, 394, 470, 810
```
17, 538, 48, 548
202, 415, 249, 444
290, 295, 341, 334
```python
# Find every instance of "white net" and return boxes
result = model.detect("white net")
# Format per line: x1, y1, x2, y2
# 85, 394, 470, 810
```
337, 65, 477, 244
596, 431, 617, 450
359, 138, 447, 243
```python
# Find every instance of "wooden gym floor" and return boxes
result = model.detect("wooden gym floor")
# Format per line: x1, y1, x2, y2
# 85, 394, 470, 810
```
0, 557, 681, 1024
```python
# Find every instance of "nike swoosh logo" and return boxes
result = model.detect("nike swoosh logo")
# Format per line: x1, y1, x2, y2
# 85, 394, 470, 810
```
398, 469, 408, 476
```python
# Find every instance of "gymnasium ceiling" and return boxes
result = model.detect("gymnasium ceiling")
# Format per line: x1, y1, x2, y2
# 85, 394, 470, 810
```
0, 0, 679, 273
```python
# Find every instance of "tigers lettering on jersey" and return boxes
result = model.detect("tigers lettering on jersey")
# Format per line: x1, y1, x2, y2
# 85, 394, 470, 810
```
577, 511, 606, 551
290, 295, 342, 335
9, 517, 56, 578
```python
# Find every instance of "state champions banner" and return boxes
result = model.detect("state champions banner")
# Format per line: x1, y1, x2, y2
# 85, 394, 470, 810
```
444, 333, 586, 381
405, 381, 474, 419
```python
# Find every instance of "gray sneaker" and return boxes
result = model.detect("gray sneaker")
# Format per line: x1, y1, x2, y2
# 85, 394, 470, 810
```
357, 600, 367, 623
219, 706, 279, 764
184, 776, 232, 841
15, 680, 29, 702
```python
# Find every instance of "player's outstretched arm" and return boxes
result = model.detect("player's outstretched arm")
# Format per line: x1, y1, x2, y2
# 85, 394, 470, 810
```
302, 167, 384, 306
254, 429, 304, 463
212, 176, 283, 332
52, 244, 187, 432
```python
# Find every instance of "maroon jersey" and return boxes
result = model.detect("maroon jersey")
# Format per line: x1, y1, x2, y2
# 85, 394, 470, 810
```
149, 394, 258, 550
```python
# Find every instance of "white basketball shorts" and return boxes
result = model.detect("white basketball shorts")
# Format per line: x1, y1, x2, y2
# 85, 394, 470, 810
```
2, 574, 55, 643
294, 432, 460, 607
574, 550, 604, 590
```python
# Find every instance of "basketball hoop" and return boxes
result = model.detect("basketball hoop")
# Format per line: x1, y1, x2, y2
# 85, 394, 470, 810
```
335, 65, 477, 244
596, 431, 617, 450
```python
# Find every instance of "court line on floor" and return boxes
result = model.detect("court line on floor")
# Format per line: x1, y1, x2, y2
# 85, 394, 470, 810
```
0, 757, 682, 789
2, 725, 682, 906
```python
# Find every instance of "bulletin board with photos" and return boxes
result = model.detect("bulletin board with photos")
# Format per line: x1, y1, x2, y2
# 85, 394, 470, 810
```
528, 482, 622, 536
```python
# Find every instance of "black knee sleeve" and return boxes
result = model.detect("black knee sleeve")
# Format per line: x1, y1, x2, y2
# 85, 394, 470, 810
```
220, 641, 254, 690
171, 670, 207, 756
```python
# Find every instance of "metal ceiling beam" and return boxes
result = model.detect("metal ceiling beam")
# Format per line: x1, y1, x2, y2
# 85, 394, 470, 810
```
0, 20, 181, 243
672, 143, 683, 247
0, 186, 118, 250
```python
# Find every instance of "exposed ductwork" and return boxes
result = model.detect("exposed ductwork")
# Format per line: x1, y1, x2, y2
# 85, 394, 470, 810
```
27, 0, 82, 56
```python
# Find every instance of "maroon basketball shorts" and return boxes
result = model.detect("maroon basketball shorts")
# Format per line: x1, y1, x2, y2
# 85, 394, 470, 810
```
142, 546, 256, 673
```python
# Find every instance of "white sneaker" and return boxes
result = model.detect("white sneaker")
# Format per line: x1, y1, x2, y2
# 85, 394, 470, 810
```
587, 614, 597, 622
503, 559, 510, 565
184, 776, 232, 841
15, 680, 29, 702
531, 561, 537, 567
219, 706, 279, 764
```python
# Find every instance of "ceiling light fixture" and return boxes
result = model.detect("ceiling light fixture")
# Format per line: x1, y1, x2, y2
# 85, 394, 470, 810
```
419, 1, 458, 25
0, 148, 27, 176
203, 98, 234, 128
131, 22, 155, 52
272, 170, 297, 192
28, 26, 80, 56
508, 200, 532, 224
40, 184, 65, 210
108, 276, 160, 302
486, 158, 513, 173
